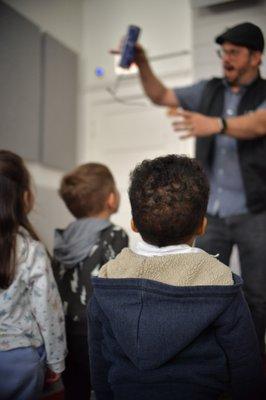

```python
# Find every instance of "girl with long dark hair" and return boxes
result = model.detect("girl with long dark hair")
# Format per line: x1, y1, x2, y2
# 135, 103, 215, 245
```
0, 150, 66, 399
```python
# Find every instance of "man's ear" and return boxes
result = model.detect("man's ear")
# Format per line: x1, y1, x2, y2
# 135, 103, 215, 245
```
250, 50, 262, 67
196, 216, 207, 236
131, 218, 139, 233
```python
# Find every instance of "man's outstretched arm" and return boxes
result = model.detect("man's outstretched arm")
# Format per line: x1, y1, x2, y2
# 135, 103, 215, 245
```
171, 107, 266, 139
134, 45, 179, 107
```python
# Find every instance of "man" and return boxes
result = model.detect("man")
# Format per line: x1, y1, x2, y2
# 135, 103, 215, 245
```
133, 22, 266, 354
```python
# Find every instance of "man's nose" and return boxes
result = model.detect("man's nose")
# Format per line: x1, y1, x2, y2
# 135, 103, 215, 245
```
222, 52, 231, 62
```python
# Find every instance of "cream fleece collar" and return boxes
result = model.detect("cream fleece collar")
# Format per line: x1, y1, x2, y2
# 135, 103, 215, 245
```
99, 248, 233, 287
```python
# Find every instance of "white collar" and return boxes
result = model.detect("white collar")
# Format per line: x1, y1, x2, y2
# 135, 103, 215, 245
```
133, 240, 203, 257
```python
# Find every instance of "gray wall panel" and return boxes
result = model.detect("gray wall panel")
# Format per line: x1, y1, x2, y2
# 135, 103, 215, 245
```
0, 1, 41, 160
41, 33, 78, 170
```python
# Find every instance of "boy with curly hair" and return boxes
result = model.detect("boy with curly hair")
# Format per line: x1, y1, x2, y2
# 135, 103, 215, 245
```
88, 154, 264, 400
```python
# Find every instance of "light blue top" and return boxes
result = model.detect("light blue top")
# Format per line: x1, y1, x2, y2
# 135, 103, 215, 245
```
174, 80, 266, 217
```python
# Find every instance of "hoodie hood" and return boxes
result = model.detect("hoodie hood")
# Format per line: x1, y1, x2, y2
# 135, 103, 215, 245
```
54, 217, 111, 268
92, 274, 242, 371
92, 249, 240, 371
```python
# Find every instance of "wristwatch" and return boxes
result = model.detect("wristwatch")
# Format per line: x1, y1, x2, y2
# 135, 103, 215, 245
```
218, 117, 227, 134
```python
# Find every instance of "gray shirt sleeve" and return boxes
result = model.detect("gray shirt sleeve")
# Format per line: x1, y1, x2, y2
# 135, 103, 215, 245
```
173, 80, 208, 112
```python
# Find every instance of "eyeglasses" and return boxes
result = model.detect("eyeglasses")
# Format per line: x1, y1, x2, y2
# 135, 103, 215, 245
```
216, 48, 242, 59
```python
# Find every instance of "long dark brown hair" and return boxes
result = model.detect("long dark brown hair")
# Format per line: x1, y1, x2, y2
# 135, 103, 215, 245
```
0, 150, 39, 289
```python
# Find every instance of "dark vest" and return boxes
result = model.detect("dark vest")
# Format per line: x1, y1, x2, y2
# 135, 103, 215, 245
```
196, 76, 266, 213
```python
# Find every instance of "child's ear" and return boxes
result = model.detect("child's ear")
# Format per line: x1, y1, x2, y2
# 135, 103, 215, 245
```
107, 190, 120, 214
23, 190, 34, 214
196, 217, 207, 236
131, 219, 139, 233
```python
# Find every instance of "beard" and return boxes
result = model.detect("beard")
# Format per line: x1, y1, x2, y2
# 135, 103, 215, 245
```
223, 63, 241, 85
223, 56, 257, 87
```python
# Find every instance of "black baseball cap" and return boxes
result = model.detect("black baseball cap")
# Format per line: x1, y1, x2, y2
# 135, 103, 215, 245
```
215, 22, 264, 53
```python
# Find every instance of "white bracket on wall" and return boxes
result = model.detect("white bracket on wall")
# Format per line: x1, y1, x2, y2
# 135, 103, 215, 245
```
114, 49, 191, 76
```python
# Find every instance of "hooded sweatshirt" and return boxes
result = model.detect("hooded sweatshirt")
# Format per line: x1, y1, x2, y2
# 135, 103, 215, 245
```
89, 248, 264, 400
53, 218, 128, 335
54, 218, 112, 268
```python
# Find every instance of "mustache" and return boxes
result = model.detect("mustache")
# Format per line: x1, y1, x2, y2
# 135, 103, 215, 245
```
223, 63, 234, 70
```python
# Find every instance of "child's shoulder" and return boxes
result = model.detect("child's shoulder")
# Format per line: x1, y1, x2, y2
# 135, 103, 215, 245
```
104, 223, 128, 237
16, 229, 48, 277
17, 228, 46, 257
191, 250, 233, 286
98, 224, 129, 265
98, 247, 131, 278
100, 223, 128, 247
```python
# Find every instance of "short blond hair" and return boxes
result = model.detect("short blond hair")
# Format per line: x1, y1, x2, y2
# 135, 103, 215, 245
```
59, 163, 115, 218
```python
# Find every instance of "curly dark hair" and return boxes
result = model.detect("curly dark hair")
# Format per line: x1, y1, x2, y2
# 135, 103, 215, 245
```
129, 154, 209, 247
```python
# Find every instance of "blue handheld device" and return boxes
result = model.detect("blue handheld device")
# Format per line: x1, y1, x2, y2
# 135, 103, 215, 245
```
119, 25, 141, 69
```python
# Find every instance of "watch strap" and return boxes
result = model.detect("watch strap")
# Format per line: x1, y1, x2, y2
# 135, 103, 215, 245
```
218, 117, 227, 134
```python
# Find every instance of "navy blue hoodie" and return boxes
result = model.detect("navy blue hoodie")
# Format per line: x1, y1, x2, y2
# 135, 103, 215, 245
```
88, 251, 264, 400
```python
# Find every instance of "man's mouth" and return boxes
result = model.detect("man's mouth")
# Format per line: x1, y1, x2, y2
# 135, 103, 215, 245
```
224, 64, 235, 72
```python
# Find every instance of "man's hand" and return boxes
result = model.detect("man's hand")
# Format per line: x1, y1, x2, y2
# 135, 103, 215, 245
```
170, 108, 220, 139
110, 42, 147, 66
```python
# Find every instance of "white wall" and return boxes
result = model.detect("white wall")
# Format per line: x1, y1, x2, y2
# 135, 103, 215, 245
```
79, 0, 194, 248
2, 0, 265, 253
4, 0, 266, 252
81, 0, 192, 89
3, 0, 194, 249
